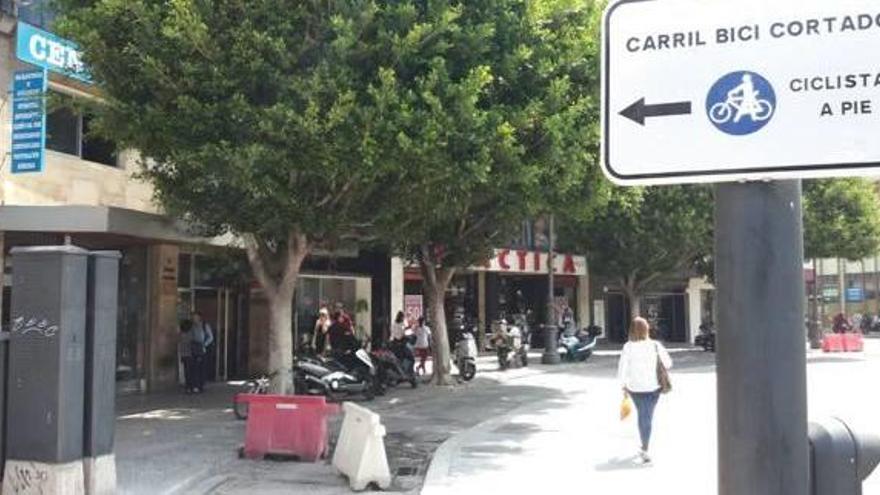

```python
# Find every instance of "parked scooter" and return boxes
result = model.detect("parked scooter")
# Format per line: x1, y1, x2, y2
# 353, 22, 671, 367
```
694, 322, 716, 352
455, 328, 478, 381
293, 348, 377, 401
557, 325, 602, 362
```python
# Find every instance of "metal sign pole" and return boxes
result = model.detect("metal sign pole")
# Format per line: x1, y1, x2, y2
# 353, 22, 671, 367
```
714, 180, 809, 494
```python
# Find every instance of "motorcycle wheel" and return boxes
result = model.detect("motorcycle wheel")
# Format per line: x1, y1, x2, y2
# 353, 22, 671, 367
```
460, 362, 476, 381
409, 376, 418, 389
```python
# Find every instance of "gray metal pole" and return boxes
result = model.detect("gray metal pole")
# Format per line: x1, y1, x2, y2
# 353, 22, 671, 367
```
715, 181, 809, 495
542, 215, 560, 364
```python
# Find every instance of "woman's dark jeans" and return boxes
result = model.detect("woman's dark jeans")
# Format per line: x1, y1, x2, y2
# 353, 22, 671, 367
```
629, 390, 661, 450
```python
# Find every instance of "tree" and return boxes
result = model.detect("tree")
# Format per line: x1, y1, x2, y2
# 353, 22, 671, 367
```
561, 185, 713, 323
563, 178, 880, 344
360, 0, 606, 384
55, 1, 418, 392
803, 178, 880, 346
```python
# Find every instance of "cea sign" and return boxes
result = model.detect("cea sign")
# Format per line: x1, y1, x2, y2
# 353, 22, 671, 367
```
16, 22, 91, 84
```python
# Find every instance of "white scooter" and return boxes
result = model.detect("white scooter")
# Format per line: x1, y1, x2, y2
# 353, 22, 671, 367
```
455, 331, 478, 381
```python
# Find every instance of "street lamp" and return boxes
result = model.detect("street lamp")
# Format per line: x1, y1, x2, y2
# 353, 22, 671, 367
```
541, 214, 561, 365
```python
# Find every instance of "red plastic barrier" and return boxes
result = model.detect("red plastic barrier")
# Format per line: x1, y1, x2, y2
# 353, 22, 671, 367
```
242, 395, 339, 462
822, 334, 844, 353
842, 332, 864, 352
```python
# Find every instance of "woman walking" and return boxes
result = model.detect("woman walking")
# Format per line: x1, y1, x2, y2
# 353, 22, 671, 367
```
617, 316, 673, 464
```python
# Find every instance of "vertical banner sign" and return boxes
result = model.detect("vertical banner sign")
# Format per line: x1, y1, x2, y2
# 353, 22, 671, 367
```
11, 69, 47, 174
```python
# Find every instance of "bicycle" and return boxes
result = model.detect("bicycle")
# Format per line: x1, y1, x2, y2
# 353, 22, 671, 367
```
709, 94, 773, 125
232, 374, 271, 420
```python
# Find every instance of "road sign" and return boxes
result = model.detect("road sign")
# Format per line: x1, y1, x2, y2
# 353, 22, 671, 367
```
602, 0, 880, 185
11, 69, 47, 174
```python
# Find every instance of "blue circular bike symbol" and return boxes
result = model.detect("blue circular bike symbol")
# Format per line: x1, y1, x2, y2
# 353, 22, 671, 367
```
706, 71, 776, 136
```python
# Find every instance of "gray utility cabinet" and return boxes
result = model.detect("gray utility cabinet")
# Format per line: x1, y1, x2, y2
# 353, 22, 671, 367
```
8, 246, 89, 463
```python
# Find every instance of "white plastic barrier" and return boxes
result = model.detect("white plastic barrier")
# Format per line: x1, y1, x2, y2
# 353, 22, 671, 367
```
332, 402, 392, 491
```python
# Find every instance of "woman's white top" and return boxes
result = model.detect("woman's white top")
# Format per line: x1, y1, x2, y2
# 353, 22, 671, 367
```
390, 322, 406, 341
617, 339, 673, 393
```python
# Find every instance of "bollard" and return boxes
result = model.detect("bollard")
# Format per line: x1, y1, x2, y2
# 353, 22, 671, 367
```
809, 417, 880, 495
333, 402, 392, 491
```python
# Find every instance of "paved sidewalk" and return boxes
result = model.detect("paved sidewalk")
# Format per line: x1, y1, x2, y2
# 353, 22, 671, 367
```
114, 350, 607, 494
422, 363, 717, 494
421, 343, 880, 495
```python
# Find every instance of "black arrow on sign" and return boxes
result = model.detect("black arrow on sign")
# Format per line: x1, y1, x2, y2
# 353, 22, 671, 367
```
619, 98, 692, 125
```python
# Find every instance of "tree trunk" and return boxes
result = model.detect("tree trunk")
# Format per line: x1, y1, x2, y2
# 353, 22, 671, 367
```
267, 291, 295, 393
418, 246, 455, 386
622, 280, 641, 323
244, 232, 309, 394
426, 279, 454, 385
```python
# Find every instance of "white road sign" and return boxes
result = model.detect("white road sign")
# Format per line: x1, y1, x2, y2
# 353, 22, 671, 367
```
602, 0, 880, 185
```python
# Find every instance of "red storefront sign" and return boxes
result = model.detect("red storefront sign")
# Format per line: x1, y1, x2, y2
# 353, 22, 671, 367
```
472, 249, 587, 276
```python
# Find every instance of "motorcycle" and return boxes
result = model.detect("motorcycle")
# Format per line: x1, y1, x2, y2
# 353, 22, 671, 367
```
455, 330, 478, 381
557, 325, 601, 362
493, 320, 527, 370
694, 323, 716, 352
293, 348, 377, 401
372, 345, 418, 389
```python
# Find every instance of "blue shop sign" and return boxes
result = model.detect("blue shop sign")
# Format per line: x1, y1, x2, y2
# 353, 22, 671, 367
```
846, 287, 864, 303
16, 21, 91, 83
11, 69, 47, 174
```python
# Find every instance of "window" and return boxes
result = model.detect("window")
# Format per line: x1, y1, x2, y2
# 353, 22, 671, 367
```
17, 0, 55, 28
45, 92, 118, 167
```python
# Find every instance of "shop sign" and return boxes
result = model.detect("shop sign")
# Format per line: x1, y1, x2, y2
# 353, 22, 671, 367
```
472, 249, 587, 276
16, 22, 91, 83
11, 69, 46, 174
822, 286, 839, 300
846, 287, 865, 303
404, 295, 423, 327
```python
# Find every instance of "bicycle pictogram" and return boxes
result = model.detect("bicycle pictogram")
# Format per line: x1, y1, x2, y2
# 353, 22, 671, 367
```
706, 71, 776, 135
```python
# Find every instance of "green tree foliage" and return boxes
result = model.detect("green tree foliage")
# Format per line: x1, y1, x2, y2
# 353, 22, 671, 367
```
560, 185, 713, 321
54, 0, 427, 392
803, 179, 880, 261
56, 0, 607, 387
803, 178, 880, 346
563, 178, 880, 337
366, 1, 607, 383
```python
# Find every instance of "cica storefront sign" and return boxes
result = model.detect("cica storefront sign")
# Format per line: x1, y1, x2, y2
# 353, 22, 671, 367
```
16, 21, 91, 83
11, 69, 47, 174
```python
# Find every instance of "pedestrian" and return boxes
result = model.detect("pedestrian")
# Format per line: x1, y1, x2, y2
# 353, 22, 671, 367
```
617, 316, 673, 464
178, 319, 198, 394
313, 307, 331, 355
190, 311, 214, 393
390, 311, 406, 342
413, 317, 432, 374
832, 313, 851, 334
329, 311, 358, 353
